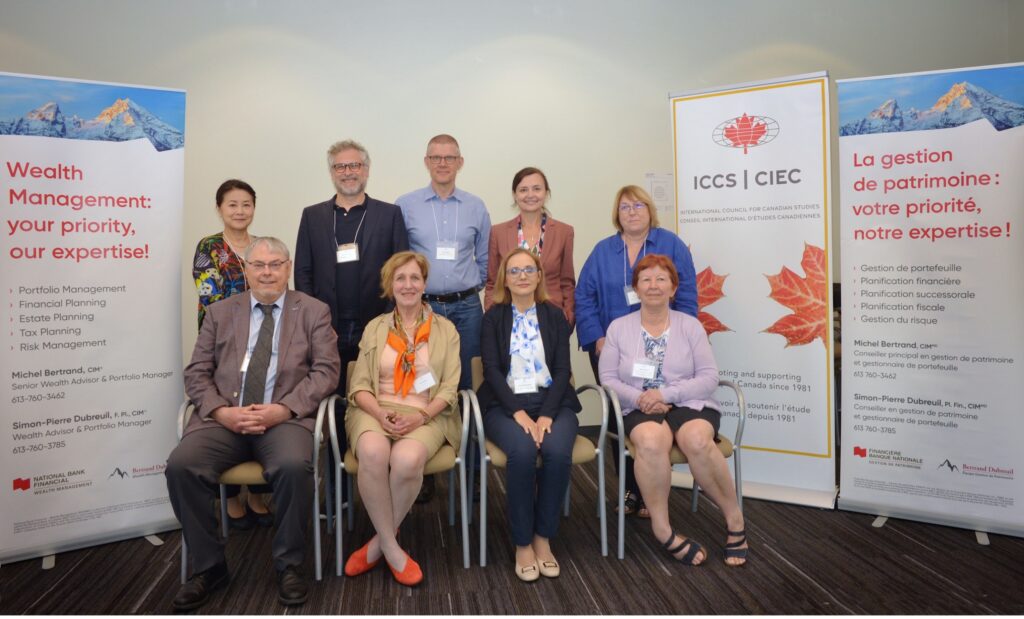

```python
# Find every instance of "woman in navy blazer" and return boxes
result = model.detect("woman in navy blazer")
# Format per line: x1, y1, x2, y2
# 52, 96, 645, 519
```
478, 248, 581, 581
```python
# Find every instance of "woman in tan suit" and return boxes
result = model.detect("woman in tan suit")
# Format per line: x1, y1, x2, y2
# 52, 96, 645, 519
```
343, 251, 462, 587
484, 167, 576, 329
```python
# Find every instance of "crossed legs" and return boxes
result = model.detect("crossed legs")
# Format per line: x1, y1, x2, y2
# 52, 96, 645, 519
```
355, 432, 428, 570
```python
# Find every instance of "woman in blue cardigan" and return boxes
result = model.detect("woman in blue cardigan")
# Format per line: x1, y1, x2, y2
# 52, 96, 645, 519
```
478, 248, 582, 582
576, 185, 698, 518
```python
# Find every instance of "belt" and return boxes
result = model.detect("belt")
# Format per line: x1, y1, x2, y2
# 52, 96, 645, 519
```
423, 287, 478, 303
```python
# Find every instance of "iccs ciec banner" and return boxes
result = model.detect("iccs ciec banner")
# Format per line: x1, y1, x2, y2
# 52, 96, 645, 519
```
671, 72, 836, 507
1, 72, 184, 562
837, 63, 1024, 536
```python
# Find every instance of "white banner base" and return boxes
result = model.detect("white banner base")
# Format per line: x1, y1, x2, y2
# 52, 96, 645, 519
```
838, 497, 1024, 538
2, 520, 179, 565
672, 469, 838, 508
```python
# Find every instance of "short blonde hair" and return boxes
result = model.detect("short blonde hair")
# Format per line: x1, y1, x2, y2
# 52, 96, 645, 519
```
379, 251, 429, 299
492, 248, 550, 305
612, 185, 660, 233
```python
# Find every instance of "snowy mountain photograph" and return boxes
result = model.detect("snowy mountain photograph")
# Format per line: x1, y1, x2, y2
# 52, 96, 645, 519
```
0, 73, 184, 151
839, 64, 1024, 136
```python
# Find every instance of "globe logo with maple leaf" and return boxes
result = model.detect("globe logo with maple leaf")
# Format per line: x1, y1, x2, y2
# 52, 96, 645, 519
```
713, 113, 779, 154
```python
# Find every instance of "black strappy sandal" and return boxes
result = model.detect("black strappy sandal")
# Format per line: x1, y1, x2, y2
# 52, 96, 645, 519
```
661, 530, 705, 566
724, 529, 748, 566
617, 490, 640, 515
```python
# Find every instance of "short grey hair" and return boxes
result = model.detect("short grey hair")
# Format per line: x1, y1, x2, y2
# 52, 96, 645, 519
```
326, 139, 371, 168
243, 236, 291, 262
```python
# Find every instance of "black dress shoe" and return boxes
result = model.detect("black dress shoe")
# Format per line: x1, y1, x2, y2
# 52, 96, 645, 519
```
415, 475, 436, 504
173, 563, 229, 611
277, 566, 308, 606
247, 504, 274, 528
227, 508, 254, 531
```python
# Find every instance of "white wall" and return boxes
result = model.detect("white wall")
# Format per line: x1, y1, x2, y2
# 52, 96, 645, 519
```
1, 0, 1015, 422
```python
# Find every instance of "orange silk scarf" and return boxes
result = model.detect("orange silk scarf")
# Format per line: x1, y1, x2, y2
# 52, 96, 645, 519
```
387, 310, 432, 397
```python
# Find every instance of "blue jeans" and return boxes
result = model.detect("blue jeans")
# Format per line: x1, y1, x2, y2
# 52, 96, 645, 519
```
428, 294, 482, 391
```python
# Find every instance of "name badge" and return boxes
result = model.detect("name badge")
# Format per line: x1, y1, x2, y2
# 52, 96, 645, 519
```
624, 285, 640, 306
336, 243, 359, 263
436, 242, 457, 261
240, 351, 251, 373
632, 360, 657, 380
513, 376, 539, 394
413, 371, 437, 393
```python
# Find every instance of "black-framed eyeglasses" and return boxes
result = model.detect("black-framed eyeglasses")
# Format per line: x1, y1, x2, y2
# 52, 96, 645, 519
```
247, 260, 288, 271
426, 155, 460, 165
506, 266, 538, 277
332, 162, 365, 173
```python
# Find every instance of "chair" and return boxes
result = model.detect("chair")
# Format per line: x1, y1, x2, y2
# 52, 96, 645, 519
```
328, 362, 471, 575
467, 357, 610, 566
176, 396, 335, 583
605, 379, 746, 560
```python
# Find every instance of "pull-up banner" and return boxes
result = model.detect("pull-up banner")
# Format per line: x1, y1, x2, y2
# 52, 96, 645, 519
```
837, 63, 1024, 536
1, 72, 185, 562
671, 72, 836, 507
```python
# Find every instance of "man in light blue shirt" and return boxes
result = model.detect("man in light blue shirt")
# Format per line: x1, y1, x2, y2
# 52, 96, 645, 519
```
396, 134, 490, 392
397, 134, 490, 503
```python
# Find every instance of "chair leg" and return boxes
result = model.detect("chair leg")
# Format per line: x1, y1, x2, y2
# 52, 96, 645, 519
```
598, 450, 608, 557
346, 473, 355, 532
180, 537, 188, 584
459, 462, 469, 568
326, 474, 334, 536
314, 476, 322, 582
467, 460, 476, 525
335, 465, 343, 576
479, 459, 488, 567
691, 483, 700, 513
219, 485, 229, 539
448, 468, 456, 527
617, 459, 626, 560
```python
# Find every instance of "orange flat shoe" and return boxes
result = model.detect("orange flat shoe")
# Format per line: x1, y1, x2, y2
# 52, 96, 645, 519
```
344, 539, 380, 577
387, 552, 423, 587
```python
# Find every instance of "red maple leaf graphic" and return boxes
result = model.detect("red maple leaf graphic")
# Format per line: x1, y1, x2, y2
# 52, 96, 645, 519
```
763, 244, 827, 347
724, 113, 767, 154
696, 266, 729, 336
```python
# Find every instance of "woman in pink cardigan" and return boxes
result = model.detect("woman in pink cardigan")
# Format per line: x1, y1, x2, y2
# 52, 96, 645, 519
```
599, 254, 747, 566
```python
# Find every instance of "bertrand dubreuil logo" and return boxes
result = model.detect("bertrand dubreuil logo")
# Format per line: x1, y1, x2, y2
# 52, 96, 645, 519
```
713, 113, 779, 154
937, 459, 960, 473
108, 467, 130, 479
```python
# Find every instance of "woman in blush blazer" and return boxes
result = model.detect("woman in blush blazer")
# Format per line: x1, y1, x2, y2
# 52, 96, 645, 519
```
484, 167, 576, 329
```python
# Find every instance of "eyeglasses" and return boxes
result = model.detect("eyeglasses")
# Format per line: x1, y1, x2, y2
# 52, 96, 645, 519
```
618, 202, 648, 213
426, 155, 460, 165
247, 260, 288, 271
506, 266, 538, 277
331, 162, 365, 173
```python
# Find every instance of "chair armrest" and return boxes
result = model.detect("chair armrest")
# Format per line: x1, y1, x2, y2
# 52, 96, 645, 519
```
716, 379, 746, 448
575, 384, 609, 450
177, 400, 194, 442
312, 395, 335, 473
327, 394, 343, 466
457, 389, 477, 463
462, 389, 485, 457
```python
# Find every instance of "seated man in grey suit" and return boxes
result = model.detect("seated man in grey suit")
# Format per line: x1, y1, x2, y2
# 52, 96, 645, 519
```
166, 236, 340, 610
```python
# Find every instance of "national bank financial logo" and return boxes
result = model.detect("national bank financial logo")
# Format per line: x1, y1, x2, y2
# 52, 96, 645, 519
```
852, 446, 922, 470
13, 477, 31, 491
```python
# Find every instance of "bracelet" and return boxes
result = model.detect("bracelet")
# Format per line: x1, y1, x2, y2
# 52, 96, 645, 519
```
418, 409, 431, 424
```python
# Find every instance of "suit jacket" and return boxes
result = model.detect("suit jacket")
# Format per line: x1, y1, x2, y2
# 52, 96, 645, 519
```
294, 195, 409, 327
183, 290, 341, 435
347, 310, 463, 450
484, 215, 576, 328
477, 301, 582, 419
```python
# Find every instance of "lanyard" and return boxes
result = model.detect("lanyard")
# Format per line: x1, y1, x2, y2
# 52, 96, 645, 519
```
622, 234, 649, 288
517, 213, 547, 255
333, 207, 367, 248
430, 196, 460, 245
